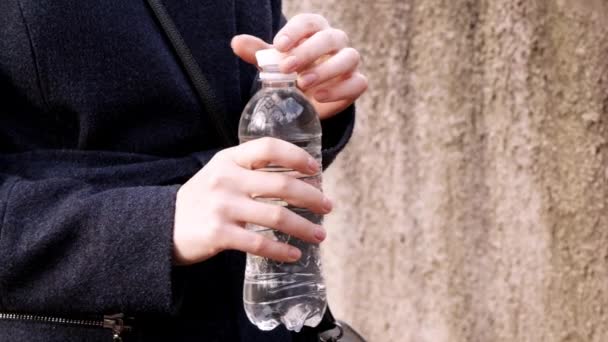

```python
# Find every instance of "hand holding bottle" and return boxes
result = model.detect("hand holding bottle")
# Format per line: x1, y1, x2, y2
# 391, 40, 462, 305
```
231, 13, 368, 120
173, 137, 331, 266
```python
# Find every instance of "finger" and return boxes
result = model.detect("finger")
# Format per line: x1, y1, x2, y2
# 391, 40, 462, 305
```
279, 28, 349, 74
223, 226, 302, 262
231, 34, 271, 65
229, 198, 326, 244
313, 72, 369, 103
238, 169, 330, 214
273, 13, 330, 51
232, 137, 320, 175
297, 47, 360, 90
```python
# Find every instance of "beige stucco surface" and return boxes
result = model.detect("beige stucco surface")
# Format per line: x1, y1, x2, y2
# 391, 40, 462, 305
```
285, 1, 608, 341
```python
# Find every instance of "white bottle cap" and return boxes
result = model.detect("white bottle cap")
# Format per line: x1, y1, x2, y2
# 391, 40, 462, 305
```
256, 48, 297, 80
255, 48, 288, 67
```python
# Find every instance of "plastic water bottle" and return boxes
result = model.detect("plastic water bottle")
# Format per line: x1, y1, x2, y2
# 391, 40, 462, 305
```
238, 48, 327, 332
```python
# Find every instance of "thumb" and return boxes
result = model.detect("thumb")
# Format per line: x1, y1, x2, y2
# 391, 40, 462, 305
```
231, 35, 272, 65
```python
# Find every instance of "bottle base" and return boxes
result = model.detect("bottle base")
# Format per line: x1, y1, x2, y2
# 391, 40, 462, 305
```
244, 300, 327, 332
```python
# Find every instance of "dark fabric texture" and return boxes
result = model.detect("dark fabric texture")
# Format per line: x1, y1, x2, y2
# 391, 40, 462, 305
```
0, 0, 355, 341
0, 319, 114, 342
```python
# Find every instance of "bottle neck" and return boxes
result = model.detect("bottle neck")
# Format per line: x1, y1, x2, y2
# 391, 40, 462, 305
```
259, 65, 297, 89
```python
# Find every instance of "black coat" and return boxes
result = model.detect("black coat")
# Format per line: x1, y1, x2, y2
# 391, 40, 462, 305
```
0, 0, 354, 341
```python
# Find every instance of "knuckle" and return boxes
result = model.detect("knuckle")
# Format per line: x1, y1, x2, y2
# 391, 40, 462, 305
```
358, 73, 369, 92
258, 136, 274, 144
269, 206, 286, 227
222, 202, 238, 220
204, 220, 226, 250
214, 148, 229, 159
305, 17, 322, 33
330, 29, 348, 46
345, 47, 361, 64
312, 13, 329, 27
251, 235, 267, 255
206, 174, 221, 189
213, 237, 227, 255
217, 227, 240, 253
209, 197, 229, 217
292, 13, 307, 21
207, 172, 227, 190
275, 176, 292, 193
257, 137, 277, 155
208, 219, 224, 238
213, 148, 236, 164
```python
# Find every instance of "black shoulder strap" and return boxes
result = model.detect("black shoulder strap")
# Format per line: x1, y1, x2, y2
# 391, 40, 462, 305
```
145, 0, 237, 147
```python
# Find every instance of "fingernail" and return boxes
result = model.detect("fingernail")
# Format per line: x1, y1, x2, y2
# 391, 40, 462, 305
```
315, 90, 329, 102
314, 227, 327, 242
288, 247, 301, 260
299, 73, 318, 89
322, 197, 333, 213
308, 157, 320, 173
282, 56, 298, 72
275, 35, 291, 50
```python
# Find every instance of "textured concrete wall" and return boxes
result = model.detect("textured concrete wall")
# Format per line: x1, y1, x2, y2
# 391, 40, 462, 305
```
284, 1, 608, 341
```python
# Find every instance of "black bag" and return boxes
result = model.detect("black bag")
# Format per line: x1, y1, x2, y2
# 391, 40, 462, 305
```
292, 307, 366, 342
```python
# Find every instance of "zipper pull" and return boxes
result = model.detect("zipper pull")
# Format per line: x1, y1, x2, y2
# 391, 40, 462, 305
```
103, 313, 132, 342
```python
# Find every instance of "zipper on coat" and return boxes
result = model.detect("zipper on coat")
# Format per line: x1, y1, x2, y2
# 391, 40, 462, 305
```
103, 313, 131, 342
0, 312, 132, 341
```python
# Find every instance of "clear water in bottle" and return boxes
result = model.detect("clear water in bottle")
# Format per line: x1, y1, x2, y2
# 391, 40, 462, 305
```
239, 48, 327, 332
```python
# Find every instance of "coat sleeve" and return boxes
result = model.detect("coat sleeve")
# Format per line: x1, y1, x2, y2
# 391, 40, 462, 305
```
0, 151, 212, 316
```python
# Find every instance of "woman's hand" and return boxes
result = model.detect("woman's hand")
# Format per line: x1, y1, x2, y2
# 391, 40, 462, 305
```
173, 138, 331, 266
231, 13, 368, 120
